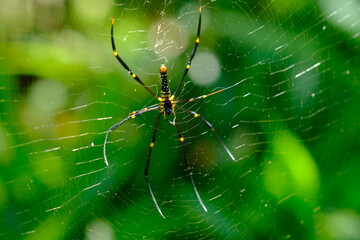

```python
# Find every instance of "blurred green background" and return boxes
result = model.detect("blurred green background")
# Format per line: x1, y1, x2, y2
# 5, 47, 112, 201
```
1, 0, 359, 239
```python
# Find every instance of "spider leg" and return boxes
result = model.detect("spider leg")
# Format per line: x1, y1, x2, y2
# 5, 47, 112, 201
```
111, 17, 158, 99
175, 118, 208, 212
174, 88, 226, 103
173, 6, 202, 96
174, 77, 250, 103
103, 106, 159, 166
144, 112, 165, 218
177, 106, 235, 161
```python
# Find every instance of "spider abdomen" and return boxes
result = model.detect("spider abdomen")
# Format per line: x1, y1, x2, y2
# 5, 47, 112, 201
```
160, 64, 170, 95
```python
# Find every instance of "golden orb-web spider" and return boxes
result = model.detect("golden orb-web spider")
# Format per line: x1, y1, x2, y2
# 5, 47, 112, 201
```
103, 6, 235, 218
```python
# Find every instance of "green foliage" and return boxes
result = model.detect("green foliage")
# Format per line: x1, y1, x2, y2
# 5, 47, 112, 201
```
1, 0, 359, 239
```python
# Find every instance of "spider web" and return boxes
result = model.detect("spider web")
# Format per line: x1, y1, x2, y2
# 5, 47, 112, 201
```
1, 0, 360, 239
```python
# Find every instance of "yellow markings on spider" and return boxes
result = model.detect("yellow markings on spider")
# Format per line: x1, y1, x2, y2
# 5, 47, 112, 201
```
186, 65, 191, 69
150, 142, 155, 147
180, 137, 184, 142
196, 37, 200, 44
113, 50, 118, 56
160, 64, 167, 73
194, 113, 199, 117
131, 115, 136, 119
131, 73, 137, 78
199, 6, 202, 13
111, 17, 115, 25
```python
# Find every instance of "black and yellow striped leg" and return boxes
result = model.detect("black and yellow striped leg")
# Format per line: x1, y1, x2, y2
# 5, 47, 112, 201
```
174, 77, 247, 104
103, 106, 159, 166
177, 106, 235, 161
174, 88, 226, 104
144, 112, 165, 218
111, 18, 158, 99
173, 6, 202, 96
175, 118, 208, 212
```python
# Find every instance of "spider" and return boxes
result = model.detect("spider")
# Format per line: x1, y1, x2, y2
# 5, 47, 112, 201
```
104, 6, 235, 218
